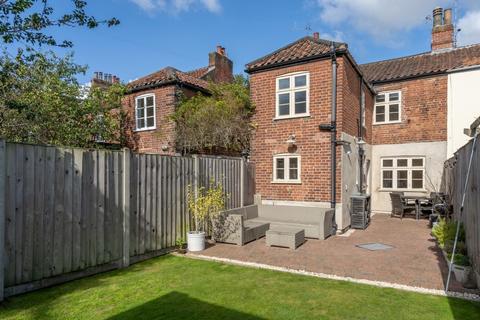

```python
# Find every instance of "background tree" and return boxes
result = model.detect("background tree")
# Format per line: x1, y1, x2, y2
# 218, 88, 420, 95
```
0, 0, 119, 48
0, 51, 124, 147
0, 1, 122, 148
172, 75, 254, 155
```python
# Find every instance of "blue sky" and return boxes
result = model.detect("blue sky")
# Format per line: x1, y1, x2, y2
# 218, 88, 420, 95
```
45, 0, 480, 84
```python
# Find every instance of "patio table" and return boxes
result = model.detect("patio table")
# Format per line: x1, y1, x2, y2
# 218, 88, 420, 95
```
401, 195, 433, 220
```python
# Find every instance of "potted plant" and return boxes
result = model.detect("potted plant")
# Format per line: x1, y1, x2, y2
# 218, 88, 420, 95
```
175, 237, 187, 254
187, 183, 225, 252
432, 219, 476, 288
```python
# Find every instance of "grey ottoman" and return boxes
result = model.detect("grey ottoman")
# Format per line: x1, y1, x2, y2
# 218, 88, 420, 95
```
266, 226, 305, 249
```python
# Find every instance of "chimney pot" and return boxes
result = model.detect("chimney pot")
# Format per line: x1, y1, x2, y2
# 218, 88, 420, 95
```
313, 32, 319, 40
432, 7, 443, 28
444, 8, 452, 25
216, 45, 226, 56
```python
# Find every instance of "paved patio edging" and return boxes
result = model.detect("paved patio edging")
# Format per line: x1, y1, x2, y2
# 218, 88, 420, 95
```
181, 253, 480, 302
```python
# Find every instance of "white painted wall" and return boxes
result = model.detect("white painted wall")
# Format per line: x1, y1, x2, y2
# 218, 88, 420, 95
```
371, 141, 447, 213
447, 68, 480, 158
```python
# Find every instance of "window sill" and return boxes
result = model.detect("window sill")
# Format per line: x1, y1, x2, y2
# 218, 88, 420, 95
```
378, 188, 428, 193
271, 180, 302, 185
135, 127, 157, 132
273, 114, 310, 121
373, 121, 402, 126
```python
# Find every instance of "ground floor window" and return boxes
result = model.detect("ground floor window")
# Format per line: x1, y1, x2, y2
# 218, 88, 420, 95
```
381, 157, 425, 190
273, 154, 301, 183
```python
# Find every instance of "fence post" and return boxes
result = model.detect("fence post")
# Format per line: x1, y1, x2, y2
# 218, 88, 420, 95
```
0, 140, 5, 301
193, 155, 199, 198
240, 160, 245, 207
122, 148, 131, 268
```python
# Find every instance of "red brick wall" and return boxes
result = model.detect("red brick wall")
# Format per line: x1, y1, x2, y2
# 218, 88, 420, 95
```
122, 85, 177, 154
249, 57, 367, 203
371, 75, 447, 145
339, 58, 374, 144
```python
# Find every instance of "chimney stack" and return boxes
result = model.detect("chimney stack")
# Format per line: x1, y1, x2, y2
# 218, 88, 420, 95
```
313, 32, 320, 40
92, 71, 120, 86
431, 7, 454, 51
208, 45, 233, 83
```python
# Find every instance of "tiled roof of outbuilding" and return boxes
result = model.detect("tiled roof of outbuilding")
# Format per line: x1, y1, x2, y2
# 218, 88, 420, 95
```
245, 36, 347, 73
360, 44, 480, 83
127, 67, 210, 93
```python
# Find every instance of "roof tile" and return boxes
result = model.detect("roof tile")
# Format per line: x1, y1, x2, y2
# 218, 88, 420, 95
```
127, 67, 210, 92
360, 44, 480, 83
245, 36, 347, 72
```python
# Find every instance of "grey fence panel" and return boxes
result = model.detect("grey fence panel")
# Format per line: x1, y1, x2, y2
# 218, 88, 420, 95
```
0, 143, 253, 298
443, 138, 480, 281
1, 143, 125, 292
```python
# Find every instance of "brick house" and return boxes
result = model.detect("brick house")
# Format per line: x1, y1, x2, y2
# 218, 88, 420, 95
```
246, 7, 480, 231
122, 46, 233, 154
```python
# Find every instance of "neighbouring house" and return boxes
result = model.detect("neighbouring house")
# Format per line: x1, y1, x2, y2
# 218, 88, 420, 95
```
246, 6, 480, 230
122, 46, 233, 154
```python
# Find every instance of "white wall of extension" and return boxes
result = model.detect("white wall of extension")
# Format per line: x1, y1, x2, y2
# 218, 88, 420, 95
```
371, 141, 447, 213
447, 68, 480, 158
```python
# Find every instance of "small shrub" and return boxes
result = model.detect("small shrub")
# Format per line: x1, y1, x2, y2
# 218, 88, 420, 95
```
187, 182, 226, 232
447, 252, 471, 266
432, 218, 465, 248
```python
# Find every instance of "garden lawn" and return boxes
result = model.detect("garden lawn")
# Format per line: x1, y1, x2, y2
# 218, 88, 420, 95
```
0, 255, 479, 320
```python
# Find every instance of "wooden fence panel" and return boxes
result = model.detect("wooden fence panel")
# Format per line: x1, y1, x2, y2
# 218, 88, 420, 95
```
443, 138, 480, 282
1, 143, 252, 298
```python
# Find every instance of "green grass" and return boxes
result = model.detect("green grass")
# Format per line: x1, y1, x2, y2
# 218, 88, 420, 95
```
0, 255, 479, 320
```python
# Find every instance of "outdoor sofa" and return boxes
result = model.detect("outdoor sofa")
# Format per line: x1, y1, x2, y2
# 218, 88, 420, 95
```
212, 204, 335, 245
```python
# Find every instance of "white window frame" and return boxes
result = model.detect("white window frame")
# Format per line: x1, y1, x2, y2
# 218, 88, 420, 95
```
373, 90, 402, 125
272, 154, 301, 183
380, 156, 426, 191
275, 72, 310, 120
135, 93, 156, 131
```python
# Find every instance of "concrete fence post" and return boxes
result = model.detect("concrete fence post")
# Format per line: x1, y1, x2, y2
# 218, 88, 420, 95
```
240, 160, 245, 207
193, 155, 199, 199
122, 148, 131, 268
0, 140, 6, 301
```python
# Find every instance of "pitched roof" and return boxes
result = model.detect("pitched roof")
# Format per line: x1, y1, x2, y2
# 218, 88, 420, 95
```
127, 67, 210, 93
245, 36, 347, 73
185, 66, 213, 79
360, 44, 480, 84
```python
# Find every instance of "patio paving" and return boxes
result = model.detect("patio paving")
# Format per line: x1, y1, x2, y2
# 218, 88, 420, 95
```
196, 214, 478, 294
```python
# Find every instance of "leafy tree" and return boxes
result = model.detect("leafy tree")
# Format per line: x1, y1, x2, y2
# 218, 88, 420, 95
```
172, 75, 254, 155
0, 0, 119, 48
0, 50, 124, 147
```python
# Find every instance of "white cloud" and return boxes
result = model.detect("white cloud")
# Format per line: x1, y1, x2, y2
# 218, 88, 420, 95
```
130, 0, 221, 14
319, 30, 345, 42
457, 11, 480, 46
201, 0, 221, 13
314, 0, 450, 40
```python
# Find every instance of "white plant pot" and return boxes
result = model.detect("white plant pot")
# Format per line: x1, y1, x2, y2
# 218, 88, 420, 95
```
453, 265, 471, 284
187, 231, 205, 252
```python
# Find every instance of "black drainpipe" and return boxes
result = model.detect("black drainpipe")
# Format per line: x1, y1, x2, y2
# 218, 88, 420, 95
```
329, 43, 338, 234
358, 78, 364, 194
319, 42, 339, 234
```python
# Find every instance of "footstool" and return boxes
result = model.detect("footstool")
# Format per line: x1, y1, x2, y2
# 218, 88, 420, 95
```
266, 226, 305, 249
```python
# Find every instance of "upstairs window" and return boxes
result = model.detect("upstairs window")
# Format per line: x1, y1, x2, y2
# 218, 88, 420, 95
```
273, 154, 301, 183
381, 157, 425, 190
374, 91, 401, 124
276, 72, 309, 119
135, 94, 156, 131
